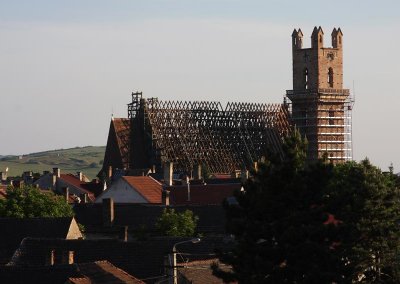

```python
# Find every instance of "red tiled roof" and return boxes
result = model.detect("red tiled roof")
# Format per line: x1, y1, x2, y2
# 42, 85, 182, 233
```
122, 176, 163, 203
0, 187, 7, 199
178, 258, 236, 284
113, 118, 130, 166
68, 260, 145, 284
167, 183, 240, 205
59, 174, 95, 201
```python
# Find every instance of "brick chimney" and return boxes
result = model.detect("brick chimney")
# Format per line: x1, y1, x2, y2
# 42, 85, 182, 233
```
102, 198, 114, 227
193, 164, 202, 180
77, 171, 83, 182
163, 162, 173, 186
45, 250, 55, 266
162, 190, 170, 206
61, 251, 74, 264
62, 187, 69, 202
53, 168, 60, 178
108, 166, 113, 180
80, 193, 88, 203
119, 226, 128, 242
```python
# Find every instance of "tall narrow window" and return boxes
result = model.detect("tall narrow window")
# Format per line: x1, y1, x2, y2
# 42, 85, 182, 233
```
329, 108, 335, 125
304, 68, 309, 90
328, 68, 334, 88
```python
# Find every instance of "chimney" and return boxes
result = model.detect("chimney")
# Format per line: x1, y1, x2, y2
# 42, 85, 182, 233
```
53, 168, 60, 178
108, 166, 113, 179
163, 162, 173, 186
77, 171, 83, 182
103, 198, 114, 227
152, 165, 156, 174
61, 251, 74, 264
45, 250, 55, 266
241, 169, 249, 182
119, 226, 128, 242
186, 176, 191, 202
253, 162, 258, 173
63, 187, 69, 202
162, 190, 170, 206
80, 193, 88, 203
193, 164, 202, 180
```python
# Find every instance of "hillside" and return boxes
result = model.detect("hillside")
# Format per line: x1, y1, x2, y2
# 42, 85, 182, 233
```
0, 146, 105, 179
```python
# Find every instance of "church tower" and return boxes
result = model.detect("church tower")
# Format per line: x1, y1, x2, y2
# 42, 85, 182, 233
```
286, 26, 352, 163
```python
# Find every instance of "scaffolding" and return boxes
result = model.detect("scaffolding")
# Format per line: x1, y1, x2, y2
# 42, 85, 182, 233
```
285, 88, 354, 163
128, 96, 291, 174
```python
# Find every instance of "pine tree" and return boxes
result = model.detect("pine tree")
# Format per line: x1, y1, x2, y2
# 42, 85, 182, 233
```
214, 130, 341, 283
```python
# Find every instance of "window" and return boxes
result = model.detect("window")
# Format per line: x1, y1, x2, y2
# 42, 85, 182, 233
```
319, 35, 323, 43
339, 36, 342, 44
304, 68, 309, 90
328, 68, 334, 88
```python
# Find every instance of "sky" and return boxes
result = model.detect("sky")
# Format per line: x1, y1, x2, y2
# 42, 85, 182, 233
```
0, 0, 400, 171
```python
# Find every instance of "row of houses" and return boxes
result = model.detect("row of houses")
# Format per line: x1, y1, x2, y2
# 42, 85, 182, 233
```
0, 164, 243, 283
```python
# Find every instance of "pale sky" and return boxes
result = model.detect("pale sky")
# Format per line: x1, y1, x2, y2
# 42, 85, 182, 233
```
1, 0, 399, 170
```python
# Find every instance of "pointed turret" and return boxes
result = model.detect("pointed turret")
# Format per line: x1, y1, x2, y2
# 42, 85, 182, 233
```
292, 28, 303, 50
331, 27, 343, 49
311, 26, 324, 49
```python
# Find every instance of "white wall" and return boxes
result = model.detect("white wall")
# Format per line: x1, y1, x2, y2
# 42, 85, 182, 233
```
94, 178, 148, 203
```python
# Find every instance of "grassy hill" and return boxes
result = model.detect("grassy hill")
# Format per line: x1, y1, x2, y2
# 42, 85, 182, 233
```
0, 146, 106, 179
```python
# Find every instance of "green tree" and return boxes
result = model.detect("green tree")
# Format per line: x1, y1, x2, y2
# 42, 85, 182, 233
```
326, 159, 400, 283
0, 185, 74, 218
155, 208, 198, 237
214, 130, 341, 283
214, 130, 400, 283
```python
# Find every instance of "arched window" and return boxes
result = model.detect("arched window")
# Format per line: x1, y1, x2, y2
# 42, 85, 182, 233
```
328, 68, 334, 88
339, 36, 342, 44
319, 35, 323, 43
304, 68, 309, 90
329, 108, 335, 125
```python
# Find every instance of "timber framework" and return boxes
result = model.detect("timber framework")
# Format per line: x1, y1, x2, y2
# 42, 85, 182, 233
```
128, 92, 291, 174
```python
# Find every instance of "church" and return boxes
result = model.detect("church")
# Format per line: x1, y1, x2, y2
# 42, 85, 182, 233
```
101, 27, 353, 177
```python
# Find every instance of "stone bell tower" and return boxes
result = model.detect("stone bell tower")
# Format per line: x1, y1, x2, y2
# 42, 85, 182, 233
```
286, 26, 352, 163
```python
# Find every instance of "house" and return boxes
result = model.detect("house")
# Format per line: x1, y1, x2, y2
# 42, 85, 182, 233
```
0, 260, 144, 284
95, 176, 163, 204
0, 217, 82, 264
34, 168, 99, 202
7, 236, 234, 282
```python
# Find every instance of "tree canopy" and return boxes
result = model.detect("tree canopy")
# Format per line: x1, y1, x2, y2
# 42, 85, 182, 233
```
214, 130, 400, 283
155, 208, 198, 237
0, 185, 74, 218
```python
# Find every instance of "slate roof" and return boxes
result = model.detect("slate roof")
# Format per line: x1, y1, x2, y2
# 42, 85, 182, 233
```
10, 237, 234, 282
167, 183, 240, 205
122, 176, 163, 203
0, 217, 77, 265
